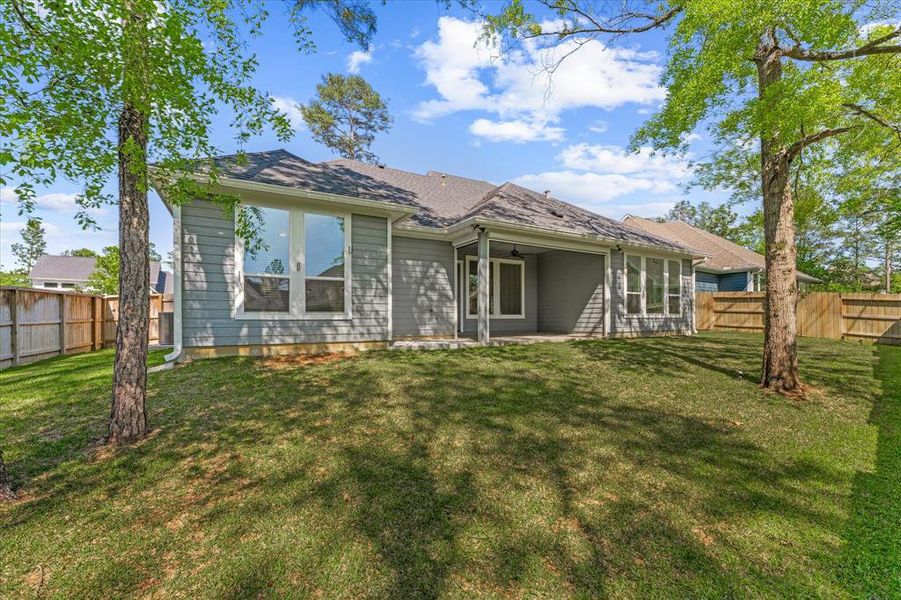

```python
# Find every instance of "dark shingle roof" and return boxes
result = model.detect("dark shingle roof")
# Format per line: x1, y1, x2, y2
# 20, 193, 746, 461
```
623, 216, 820, 282
465, 183, 689, 251
199, 150, 694, 253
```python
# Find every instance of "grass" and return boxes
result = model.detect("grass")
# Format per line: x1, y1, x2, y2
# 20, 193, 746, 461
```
0, 332, 896, 598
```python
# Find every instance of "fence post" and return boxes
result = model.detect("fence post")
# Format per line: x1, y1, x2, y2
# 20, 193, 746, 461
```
838, 293, 845, 340
58, 293, 67, 356
11, 288, 20, 367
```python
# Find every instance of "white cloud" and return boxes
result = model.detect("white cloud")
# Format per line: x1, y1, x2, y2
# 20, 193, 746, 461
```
0, 220, 61, 235
608, 201, 677, 219
0, 220, 25, 233
347, 49, 372, 74
0, 188, 87, 212
271, 96, 304, 129
588, 120, 608, 133
513, 143, 692, 209
469, 118, 564, 143
514, 171, 678, 205
558, 144, 691, 180
412, 17, 665, 142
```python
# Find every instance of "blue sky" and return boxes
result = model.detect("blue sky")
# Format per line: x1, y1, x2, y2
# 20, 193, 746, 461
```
0, 2, 728, 271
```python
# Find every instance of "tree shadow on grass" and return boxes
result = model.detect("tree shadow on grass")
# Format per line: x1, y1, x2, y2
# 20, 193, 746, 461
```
573, 333, 879, 401
836, 344, 901, 598
0, 338, 869, 597
0, 349, 167, 490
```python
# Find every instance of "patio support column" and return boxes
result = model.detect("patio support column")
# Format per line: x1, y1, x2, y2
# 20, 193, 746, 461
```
477, 228, 490, 344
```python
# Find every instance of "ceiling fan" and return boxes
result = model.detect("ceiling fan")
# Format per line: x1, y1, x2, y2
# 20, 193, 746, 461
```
508, 244, 536, 258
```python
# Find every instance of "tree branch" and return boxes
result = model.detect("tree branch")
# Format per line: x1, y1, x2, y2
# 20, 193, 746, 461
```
783, 26, 901, 61
528, 1, 682, 36
843, 102, 901, 140
787, 127, 854, 158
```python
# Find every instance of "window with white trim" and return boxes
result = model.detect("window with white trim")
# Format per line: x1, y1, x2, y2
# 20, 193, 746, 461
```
624, 254, 682, 316
625, 255, 642, 314
646, 257, 665, 314
668, 260, 681, 315
237, 205, 351, 319
304, 213, 346, 313
465, 257, 525, 319
242, 206, 291, 313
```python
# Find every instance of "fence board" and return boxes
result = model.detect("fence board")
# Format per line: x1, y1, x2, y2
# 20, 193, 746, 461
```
696, 291, 901, 345
0, 287, 173, 369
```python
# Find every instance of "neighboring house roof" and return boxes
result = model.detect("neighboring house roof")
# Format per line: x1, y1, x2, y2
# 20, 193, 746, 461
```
30, 255, 97, 282
30, 255, 174, 293
622, 216, 820, 283
196, 150, 692, 254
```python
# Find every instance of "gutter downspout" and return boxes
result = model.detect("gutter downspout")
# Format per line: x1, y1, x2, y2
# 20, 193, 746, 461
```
150, 203, 182, 372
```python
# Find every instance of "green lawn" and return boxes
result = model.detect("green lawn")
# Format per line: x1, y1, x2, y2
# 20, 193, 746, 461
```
0, 333, 897, 598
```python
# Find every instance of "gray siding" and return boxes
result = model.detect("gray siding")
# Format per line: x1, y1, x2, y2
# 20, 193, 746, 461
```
180, 200, 389, 347
537, 251, 605, 335
695, 271, 720, 292
610, 251, 694, 336
392, 236, 455, 338
457, 250, 538, 334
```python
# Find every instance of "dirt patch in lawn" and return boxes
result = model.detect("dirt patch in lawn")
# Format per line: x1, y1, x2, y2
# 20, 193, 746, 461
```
259, 352, 355, 370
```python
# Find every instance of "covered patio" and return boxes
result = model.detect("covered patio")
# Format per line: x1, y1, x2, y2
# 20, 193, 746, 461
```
449, 228, 610, 344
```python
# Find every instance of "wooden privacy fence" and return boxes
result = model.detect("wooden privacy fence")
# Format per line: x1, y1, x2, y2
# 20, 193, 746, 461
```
696, 292, 901, 345
0, 287, 173, 369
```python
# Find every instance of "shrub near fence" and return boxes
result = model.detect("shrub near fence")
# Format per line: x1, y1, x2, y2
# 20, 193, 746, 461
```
696, 292, 901, 345
0, 287, 173, 369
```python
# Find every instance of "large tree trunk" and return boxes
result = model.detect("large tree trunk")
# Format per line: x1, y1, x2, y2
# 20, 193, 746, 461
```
0, 449, 14, 500
756, 38, 802, 394
109, 4, 150, 444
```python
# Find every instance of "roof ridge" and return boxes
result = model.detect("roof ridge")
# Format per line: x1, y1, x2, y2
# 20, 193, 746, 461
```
325, 158, 496, 188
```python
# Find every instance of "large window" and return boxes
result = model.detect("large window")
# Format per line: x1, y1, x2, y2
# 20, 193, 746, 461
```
304, 214, 346, 313
243, 206, 291, 313
237, 205, 351, 319
466, 257, 524, 319
625, 255, 682, 316
646, 257, 665, 314
626, 255, 642, 315
668, 260, 681, 315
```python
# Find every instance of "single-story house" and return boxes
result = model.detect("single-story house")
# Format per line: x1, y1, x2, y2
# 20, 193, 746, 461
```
622, 216, 820, 292
157, 150, 705, 360
30, 255, 174, 294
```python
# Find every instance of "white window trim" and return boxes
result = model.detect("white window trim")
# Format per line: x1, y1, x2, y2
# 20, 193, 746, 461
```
464, 255, 526, 320
234, 204, 352, 320
624, 254, 682, 317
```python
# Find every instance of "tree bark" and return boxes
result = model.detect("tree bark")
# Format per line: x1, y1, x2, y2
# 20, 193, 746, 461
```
0, 449, 14, 500
109, 3, 150, 444
756, 38, 802, 394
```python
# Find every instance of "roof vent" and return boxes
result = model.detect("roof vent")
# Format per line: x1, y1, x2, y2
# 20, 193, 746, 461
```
441, 174, 447, 186
544, 190, 551, 198
377, 164, 385, 169
549, 209, 564, 218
